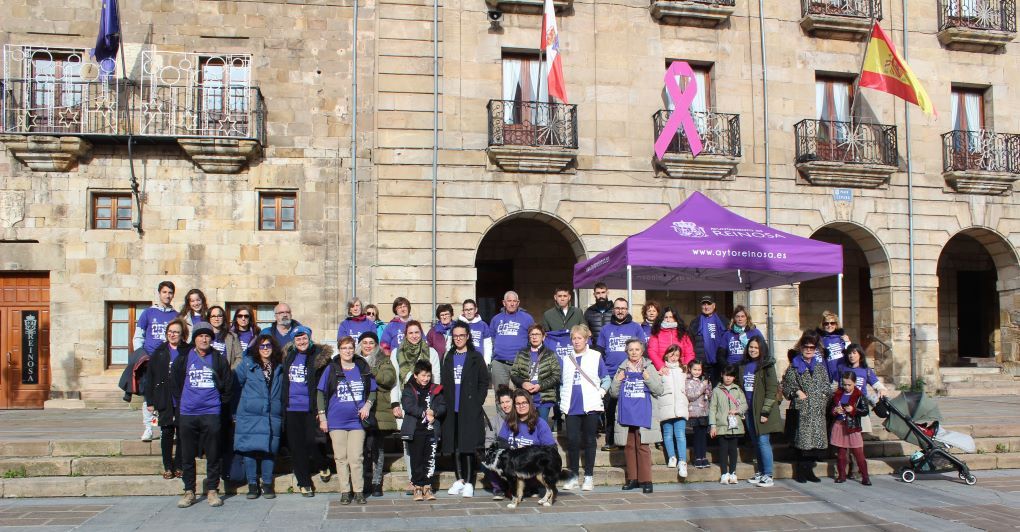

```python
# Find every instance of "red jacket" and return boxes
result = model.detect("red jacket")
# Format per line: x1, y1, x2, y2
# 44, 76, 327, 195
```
647, 328, 695, 370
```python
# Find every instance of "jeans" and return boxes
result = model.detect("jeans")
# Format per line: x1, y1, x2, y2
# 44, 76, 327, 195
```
565, 413, 599, 476
745, 415, 774, 476
242, 452, 275, 486
536, 405, 553, 426
661, 418, 688, 462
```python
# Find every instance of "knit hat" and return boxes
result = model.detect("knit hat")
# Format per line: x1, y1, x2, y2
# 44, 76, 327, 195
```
293, 325, 312, 340
358, 331, 379, 344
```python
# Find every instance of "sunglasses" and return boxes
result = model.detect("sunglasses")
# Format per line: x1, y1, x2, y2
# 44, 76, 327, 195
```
258, 344, 272, 350
365, 312, 376, 316
824, 321, 837, 326
802, 345, 817, 350
236, 314, 251, 319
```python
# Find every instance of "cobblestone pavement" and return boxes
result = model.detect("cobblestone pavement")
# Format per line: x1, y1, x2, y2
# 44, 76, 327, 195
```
1, 470, 1019, 531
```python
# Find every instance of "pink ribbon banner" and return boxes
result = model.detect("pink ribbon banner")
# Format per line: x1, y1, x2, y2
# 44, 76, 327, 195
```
654, 61, 703, 160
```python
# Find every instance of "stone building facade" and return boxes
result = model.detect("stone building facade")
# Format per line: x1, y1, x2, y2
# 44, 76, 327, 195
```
1, 0, 1019, 407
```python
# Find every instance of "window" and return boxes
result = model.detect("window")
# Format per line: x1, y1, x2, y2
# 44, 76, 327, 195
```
29, 52, 85, 132
664, 62, 711, 114
951, 87, 985, 131
501, 53, 550, 126
92, 193, 133, 229
259, 192, 297, 231
226, 302, 278, 332
198, 56, 251, 136
815, 76, 855, 158
107, 302, 149, 366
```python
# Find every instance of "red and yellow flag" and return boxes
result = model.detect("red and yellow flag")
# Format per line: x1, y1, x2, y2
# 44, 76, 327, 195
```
860, 23, 935, 116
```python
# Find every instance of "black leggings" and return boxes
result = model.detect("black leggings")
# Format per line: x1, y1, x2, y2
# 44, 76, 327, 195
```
691, 422, 709, 461
566, 413, 599, 476
718, 435, 739, 474
451, 412, 477, 486
602, 397, 618, 445
160, 424, 181, 472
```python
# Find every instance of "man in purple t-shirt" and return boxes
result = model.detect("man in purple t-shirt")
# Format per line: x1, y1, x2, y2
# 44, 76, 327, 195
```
488, 291, 534, 390
131, 280, 178, 442
170, 326, 233, 508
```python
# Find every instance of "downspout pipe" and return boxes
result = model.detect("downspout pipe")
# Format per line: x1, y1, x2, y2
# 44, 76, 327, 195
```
350, 0, 359, 298
757, 0, 773, 351
431, 0, 439, 315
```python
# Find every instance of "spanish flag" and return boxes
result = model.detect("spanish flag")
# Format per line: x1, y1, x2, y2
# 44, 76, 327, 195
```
860, 23, 935, 116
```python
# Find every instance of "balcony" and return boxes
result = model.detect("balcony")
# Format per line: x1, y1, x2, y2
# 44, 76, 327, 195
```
0, 46, 265, 173
794, 119, 899, 188
801, 0, 882, 41
650, 0, 736, 27
486, 99, 578, 173
485, 0, 571, 14
652, 110, 741, 179
942, 130, 1020, 194
937, 0, 1016, 52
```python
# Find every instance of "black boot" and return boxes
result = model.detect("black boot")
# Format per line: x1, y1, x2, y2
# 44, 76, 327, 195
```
621, 480, 640, 491
794, 462, 807, 484
246, 483, 260, 499
641, 482, 653, 494
805, 461, 821, 483
262, 485, 276, 499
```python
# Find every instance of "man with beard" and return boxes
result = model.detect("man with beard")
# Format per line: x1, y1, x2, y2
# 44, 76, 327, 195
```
269, 303, 308, 349
583, 283, 613, 343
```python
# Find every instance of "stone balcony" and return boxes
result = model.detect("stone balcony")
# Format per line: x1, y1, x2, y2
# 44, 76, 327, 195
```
800, 0, 882, 41
937, 0, 1017, 52
485, 0, 571, 14
486, 99, 578, 173
942, 130, 1020, 195
649, 0, 736, 28
794, 119, 899, 188
652, 110, 741, 180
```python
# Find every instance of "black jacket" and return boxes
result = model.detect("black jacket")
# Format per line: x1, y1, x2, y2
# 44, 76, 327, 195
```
584, 300, 613, 340
400, 382, 446, 441
281, 343, 334, 415
169, 347, 234, 415
832, 387, 870, 433
145, 341, 192, 424
440, 348, 490, 454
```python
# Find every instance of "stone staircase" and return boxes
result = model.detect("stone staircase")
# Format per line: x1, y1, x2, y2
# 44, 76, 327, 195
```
2, 420, 1018, 498
939, 363, 1020, 396
79, 374, 131, 409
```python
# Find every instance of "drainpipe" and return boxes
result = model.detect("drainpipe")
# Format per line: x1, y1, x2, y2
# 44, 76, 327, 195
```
902, 0, 917, 387
431, 0, 439, 315
350, 0, 359, 298
757, 0, 774, 351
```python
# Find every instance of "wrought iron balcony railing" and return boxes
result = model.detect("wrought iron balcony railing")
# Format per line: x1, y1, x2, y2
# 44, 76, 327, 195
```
795, 119, 898, 166
666, 0, 736, 6
802, 0, 882, 19
487, 99, 578, 149
1, 78, 266, 144
942, 130, 1020, 174
938, 0, 1016, 32
652, 109, 741, 158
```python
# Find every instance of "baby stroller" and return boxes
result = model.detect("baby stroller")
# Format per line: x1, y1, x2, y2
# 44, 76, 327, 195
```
874, 392, 976, 485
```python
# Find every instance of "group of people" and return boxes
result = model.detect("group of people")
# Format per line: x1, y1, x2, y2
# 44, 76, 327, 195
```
122, 280, 887, 509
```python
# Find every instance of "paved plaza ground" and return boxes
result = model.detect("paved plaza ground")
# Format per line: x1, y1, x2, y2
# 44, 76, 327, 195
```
1, 470, 1019, 531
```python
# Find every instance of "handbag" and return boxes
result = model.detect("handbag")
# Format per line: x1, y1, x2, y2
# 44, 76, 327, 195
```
719, 386, 742, 430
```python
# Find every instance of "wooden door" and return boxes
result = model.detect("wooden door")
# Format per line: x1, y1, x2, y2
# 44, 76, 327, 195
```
0, 274, 50, 409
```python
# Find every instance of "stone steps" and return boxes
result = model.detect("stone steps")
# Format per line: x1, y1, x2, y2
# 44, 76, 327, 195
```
942, 382, 1020, 396
2, 452, 1018, 498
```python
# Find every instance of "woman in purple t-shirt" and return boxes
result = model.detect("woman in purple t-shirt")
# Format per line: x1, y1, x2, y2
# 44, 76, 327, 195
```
317, 336, 377, 506
441, 322, 490, 498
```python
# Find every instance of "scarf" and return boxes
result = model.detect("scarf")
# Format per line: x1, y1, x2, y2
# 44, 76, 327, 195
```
360, 346, 384, 372
732, 324, 750, 349
397, 340, 429, 380
791, 354, 819, 375
260, 359, 274, 385
661, 321, 677, 329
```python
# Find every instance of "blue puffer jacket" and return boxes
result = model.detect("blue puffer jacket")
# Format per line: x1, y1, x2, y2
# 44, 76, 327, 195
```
233, 352, 284, 454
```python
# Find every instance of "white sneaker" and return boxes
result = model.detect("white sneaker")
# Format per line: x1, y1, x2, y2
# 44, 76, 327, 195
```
756, 475, 774, 487
720, 474, 729, 484
447, 480, 464, 495
678, 461, 688, 478
562, 476, 579, 490
728, 473, 738, 484
581, 476, 594, 491
747, 472, 763, 485
141, 427, 154, 442
667, 456, 677, 469
461, 484, 474, 498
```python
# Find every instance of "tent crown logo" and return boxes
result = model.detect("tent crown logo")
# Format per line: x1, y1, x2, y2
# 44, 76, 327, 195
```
671, 220, 707, 238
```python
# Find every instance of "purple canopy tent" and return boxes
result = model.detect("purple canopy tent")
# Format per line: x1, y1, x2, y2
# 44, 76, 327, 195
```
573, 191, 844, 314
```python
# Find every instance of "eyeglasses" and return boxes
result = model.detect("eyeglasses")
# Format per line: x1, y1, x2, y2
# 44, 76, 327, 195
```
452, 334, 469, 339
824, 321, 837, 326
258, 344, 272, 350
166, 330, 181, 335
274, 311, 291, 315
210, 314, 224, 319
514, 402, 530, 407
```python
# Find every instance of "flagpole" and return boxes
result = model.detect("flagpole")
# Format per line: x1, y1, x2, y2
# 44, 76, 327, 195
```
536, 46, 545, 141
850, 8, 878, 120
111, 0, 142, 235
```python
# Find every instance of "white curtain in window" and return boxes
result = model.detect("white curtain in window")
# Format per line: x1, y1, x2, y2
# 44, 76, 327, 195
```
502, 58, 523, 124
963, 92, 982, 152
665, 69, 709, 134
528, 59, 550, 125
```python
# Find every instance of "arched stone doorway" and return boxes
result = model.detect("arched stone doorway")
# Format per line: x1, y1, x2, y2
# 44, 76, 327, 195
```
799, 223, 893, 372
474, 212, 585, 321
937, 228, 1020, 369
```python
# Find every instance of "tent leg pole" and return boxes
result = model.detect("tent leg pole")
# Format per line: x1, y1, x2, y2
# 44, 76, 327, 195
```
626, 265, 633, 311
838, 273, 844, 324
